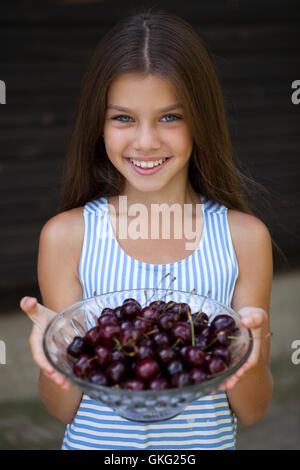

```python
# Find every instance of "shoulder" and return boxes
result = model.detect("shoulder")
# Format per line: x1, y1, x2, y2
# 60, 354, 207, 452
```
227, 209, 273, 265
227, 209, 271, 244
39, 206, 85, 262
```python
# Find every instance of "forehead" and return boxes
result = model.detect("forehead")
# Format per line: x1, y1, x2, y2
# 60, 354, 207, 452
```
106, 73, 181, 109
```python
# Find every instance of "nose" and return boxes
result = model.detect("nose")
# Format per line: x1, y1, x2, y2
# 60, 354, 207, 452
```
132, 123, 161, 152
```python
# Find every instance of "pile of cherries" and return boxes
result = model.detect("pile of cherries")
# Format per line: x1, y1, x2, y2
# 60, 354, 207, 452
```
67, 296, 238, 391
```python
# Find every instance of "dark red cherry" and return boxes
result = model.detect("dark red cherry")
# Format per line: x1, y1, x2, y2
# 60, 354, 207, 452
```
140, 305, 160, 323
88, 370, 109, 386
111, 347, 128, 363
158, 312, 180, 331
156, 346, 177, 364
149, 300, 167, 312
192, 312, 209, 332
171, 322, 191, 344
211, 346, 231, 366
135, 359, 160, 381
121, 301, 141, 320
85, 326, 102, 347
101, 307, 115, 316
122, 378, 146, 390
73, 354, 97, 378
133, 318, 153, 334
210, 329, 231, 347
138, 337, 153, 348
67, 336, 88, 358
99, 324, 121, 346
190, 367, 207, 384
211, 315, 235, 333
148, 377, 169, 390
113, 305, 124, 321
120, 320, 133, 330
106, 361, 127, 383
194, 334, 209, 349
136, 345, 154, 361
166, 359, 184, 376
97, 313, 118, 328
94, 344, 111, 367
171, 371, 192, 388
206, 356, 226, 375
185, 346, 205, 367
119, 327, 142, 351
123, 298, 141, 308
153, 331, 170, 347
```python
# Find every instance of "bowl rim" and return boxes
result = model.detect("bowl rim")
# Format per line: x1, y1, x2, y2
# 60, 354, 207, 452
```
43, 287, 253, 396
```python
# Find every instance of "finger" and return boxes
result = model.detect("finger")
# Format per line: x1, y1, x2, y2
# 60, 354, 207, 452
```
241, 310, 267, 329
20, 296, 57, 329
29, 326, 55, 375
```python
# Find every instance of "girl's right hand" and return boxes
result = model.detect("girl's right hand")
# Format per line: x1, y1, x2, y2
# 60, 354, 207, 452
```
19, 296, 72, 390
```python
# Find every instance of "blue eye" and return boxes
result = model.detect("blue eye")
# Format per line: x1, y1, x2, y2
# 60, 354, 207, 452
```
112, 114, 181, 123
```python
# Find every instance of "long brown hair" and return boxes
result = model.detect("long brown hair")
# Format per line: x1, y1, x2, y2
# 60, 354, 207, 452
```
59, 6, 285, 263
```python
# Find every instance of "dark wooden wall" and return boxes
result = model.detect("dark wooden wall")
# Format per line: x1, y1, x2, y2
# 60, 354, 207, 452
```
0, 0, 300, 299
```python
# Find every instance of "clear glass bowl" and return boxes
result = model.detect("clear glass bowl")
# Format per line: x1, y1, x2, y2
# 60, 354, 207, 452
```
43, 288, 252, 422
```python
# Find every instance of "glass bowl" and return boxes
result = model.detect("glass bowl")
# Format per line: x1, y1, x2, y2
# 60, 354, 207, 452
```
43, 288, 252, 422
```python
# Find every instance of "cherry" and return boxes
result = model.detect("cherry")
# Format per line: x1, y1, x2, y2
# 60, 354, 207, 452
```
113, 305, 124, 321
211, 314, 235, 333
133, 318, 153, 334
166, 359, 184, 376
192, 312, 209, 332
140, 305, 160, 323
194, 334, 209, 349
106, 360, 127, 383
206, 356, 226, 375
73, 354, 97, 378
101, 307, 115, 316
156, 346, 177, 364
99, 324, 121, 346
171, 322, 191, 344
153, 331, 170, 347
149, 300, 167, 312
67, 336, 88, 358
85, 326, 102, 347
189, 367, 207, 384
185, 346, 205, 367
210, 329, 231, 347
98, 313, 118, 328
88, 370, 109, 386
94, 344, 111, 367
123, 298, 141, 308
149, 377, 169, 390
122, 378, 146, 390
119, 327, 142, 351
158, 312, 180, 331
121, 301, 141, 320
211, 346, 231, 366
135, 359, 160, 381
111, 347, 128, 363
135, 345, 154, 361
171, 371, 192, 388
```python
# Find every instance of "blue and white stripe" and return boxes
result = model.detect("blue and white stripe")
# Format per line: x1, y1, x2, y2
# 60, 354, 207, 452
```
62, 194, 239, 450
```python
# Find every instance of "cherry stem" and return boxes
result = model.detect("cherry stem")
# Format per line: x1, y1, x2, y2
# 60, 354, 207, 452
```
171, 337, 182, 349
93, 291, 102, 311
187, 311, 195, 347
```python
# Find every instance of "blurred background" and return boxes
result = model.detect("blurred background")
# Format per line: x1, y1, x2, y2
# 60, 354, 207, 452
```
0, 0, 299, 449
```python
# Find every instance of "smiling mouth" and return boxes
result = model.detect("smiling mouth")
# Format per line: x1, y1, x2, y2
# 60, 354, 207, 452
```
125, 156, 171, 174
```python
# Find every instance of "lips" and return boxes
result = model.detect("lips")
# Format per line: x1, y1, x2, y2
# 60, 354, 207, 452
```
126, 157, 171, 175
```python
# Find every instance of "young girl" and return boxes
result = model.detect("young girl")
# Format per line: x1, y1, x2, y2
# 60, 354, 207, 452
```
20, 7, 273, 450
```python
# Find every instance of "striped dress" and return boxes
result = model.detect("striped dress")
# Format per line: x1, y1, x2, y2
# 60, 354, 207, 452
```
61, 194, 239, 450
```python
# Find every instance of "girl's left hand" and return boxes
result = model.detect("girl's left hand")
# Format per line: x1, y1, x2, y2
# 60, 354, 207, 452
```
212, 306, 270, 393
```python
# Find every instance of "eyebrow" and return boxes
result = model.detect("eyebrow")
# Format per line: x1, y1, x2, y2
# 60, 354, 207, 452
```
107, 103, 183, 113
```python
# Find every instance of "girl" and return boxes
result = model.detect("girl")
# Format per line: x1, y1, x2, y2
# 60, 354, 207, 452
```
20, 7, 273, 450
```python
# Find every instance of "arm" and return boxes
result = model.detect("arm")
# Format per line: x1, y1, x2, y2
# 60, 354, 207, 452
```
223, 211, 274, 426
23, 208, 85, 424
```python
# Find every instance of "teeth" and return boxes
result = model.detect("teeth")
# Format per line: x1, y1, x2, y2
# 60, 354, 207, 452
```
130, 158, 167, 168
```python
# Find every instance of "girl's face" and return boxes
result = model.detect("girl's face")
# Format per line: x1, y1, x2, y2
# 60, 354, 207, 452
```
103, 73, 194, 194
